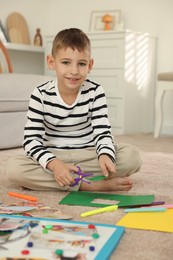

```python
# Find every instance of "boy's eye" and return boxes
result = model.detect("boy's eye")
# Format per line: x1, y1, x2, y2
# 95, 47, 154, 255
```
62, 61, 70, 65
79, 62, 87, 66
61, 61, 87, 66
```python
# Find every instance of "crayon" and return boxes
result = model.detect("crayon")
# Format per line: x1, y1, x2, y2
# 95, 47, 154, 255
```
81, 205, 118, 217
124, 207, 166, 213
8, 192, 38, 202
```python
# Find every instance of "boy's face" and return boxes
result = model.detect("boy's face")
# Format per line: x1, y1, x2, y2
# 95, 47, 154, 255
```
47, 47, 94, 93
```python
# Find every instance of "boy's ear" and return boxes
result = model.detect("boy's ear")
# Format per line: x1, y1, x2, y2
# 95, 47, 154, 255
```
88, 58, 94, 73
47, 55, 55, 70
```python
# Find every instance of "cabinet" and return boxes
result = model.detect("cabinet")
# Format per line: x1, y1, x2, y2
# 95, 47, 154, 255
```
5, 43, 45, 74
44, 31, 157, 135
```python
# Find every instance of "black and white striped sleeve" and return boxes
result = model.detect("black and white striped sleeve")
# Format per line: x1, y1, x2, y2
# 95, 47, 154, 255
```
23, 85, 56, 169
90, 83, 116, 162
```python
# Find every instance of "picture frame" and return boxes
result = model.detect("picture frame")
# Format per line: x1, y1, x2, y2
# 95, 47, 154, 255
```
0, 20, 9, 42
0, 27, 7, 43
89, 10, 122, 32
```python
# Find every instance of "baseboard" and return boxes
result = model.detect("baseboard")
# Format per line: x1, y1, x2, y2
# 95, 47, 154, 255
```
161, 125, 173, 136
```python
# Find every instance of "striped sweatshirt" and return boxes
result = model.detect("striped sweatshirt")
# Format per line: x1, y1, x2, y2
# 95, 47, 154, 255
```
23, 79, 116, 169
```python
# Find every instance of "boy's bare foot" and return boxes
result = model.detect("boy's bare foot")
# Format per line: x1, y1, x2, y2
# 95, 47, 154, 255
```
79, 176, 132, 192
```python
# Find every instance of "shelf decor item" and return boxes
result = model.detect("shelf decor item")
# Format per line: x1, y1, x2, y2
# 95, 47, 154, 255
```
0, 27, 7, 43
0, 20, 9, 42
34, 28, 43, 46
6, 12, 31, 44
89, 10, 122, 31
101, 14, 113, 30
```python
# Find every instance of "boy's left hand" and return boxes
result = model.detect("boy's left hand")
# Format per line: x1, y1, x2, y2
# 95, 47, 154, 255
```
99, 154, 116, 178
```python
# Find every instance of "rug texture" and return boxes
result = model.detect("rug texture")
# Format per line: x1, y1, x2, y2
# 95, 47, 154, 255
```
0, 133, 173, 260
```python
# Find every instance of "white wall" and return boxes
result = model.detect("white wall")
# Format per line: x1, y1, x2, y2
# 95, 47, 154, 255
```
0, 0, 173, 135
0, 0, 50, 41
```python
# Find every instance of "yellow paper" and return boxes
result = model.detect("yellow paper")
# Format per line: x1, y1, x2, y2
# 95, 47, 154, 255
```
116, 209, 173, 233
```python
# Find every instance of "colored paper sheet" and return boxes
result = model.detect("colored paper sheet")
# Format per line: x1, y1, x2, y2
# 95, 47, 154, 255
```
59, 191, 154, 207
116, 209, 173, 233
89, 175, 106, 181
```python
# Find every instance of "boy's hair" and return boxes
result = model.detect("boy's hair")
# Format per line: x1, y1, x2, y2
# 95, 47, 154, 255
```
51, 28, 91, 57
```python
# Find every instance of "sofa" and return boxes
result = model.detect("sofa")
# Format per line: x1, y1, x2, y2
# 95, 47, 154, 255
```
0, 73, 54, 149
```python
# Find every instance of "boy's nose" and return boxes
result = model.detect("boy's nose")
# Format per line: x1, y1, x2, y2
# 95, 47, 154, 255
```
70, 65, 78, 75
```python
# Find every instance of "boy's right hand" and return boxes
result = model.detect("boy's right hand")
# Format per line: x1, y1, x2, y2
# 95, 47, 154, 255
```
46, 159, 78, 187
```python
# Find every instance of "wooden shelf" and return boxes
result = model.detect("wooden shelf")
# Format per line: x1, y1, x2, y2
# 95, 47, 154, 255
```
4, 42, 44, 53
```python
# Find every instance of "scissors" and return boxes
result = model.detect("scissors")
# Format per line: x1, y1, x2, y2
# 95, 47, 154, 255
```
70, 166, 93, 187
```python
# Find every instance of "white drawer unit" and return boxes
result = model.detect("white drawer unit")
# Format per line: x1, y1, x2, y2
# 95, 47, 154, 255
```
88, 31, 157, 135
44, 31, 157, 135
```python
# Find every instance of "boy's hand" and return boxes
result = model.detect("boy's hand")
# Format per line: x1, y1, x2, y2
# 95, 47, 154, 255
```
47, 159, 78, 187
99, 154, 116, 178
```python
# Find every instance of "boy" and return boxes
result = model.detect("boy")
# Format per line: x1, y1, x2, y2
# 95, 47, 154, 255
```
6, 28, 142, 192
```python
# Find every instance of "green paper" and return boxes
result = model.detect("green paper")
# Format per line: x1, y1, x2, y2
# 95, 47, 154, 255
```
59, 191, 154, 207
89, 175, 106, 181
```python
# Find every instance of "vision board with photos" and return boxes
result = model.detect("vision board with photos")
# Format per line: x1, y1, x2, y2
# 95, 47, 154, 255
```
0, 215, 124, 260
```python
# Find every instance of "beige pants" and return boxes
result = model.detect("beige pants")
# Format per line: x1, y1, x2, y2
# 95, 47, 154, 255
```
5, 143, 142, 191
